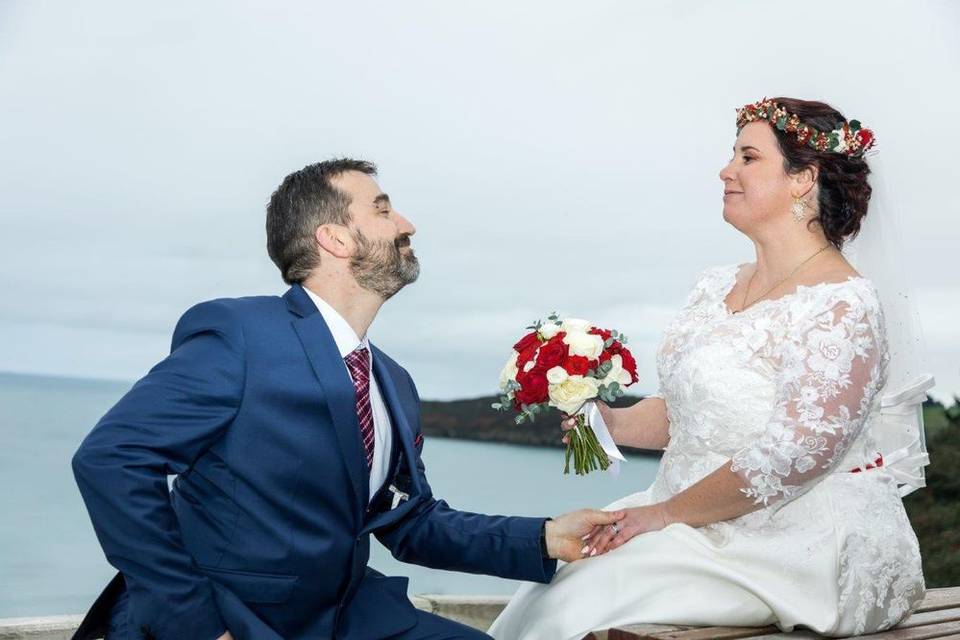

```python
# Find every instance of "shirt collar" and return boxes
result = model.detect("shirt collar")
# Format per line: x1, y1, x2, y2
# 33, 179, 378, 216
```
302, 286, 369, 359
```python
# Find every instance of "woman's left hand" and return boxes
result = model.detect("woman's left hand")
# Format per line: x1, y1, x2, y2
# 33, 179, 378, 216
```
581, 503, 669, 556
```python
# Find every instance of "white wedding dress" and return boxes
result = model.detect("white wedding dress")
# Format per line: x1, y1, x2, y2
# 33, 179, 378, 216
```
489, 263, 925, 640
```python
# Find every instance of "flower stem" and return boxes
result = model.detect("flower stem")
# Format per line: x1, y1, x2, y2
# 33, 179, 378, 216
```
562, 414, 611, 475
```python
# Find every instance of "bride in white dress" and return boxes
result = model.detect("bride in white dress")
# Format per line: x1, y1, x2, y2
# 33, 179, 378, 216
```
489, 97, 929, 640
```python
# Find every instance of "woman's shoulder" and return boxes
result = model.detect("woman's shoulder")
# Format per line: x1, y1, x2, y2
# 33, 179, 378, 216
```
790, 274, 885, 340
799, 270, 881, 310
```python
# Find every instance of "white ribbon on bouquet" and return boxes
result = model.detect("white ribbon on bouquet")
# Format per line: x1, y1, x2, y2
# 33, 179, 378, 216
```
576, 401, 627, 476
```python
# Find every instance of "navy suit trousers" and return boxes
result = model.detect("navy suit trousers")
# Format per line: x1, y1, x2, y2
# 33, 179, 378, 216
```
105, 587, 491, 640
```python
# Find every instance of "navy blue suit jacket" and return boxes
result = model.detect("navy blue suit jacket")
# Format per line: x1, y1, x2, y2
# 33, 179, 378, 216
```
71, 284, 556, 640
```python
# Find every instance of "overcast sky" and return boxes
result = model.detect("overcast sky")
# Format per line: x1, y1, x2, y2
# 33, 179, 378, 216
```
1, 1, 957, 402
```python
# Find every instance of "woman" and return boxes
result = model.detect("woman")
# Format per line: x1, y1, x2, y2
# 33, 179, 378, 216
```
488, 98, 925, 639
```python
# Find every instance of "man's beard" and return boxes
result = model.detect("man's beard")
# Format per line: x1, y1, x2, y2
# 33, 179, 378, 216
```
349, 229, 420, 300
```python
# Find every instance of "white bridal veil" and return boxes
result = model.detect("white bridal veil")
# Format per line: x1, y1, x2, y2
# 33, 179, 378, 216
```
841, 155, 935, 496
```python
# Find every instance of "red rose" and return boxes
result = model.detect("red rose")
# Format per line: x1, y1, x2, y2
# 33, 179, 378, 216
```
516, 345, 539, 372
537, 336, 569, 370
598, 339, 622, 364
563, 355, 591, 376
515, 369, 549, 405
589, 327, 612, 341
513, 331, 541, 353
856, 129, 874, 148
619, 348, 638, 383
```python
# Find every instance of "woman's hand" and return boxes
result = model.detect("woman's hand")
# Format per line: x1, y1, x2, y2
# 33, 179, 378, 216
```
580, 503, 669, 556
559, 401, 613, 445
560, 413, 576, 445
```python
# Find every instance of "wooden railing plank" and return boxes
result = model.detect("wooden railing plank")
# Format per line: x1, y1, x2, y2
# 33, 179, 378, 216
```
615, 625, 781, 639
748, 620, 960, 640
915, 588, 960, 613
586, 588, 960, 640
896, 606, 960, 628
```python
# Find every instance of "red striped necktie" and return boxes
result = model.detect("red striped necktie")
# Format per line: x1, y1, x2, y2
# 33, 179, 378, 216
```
344, 347, 375, 470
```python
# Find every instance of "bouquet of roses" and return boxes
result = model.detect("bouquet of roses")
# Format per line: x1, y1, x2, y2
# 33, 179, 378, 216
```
492, 313, 638, 475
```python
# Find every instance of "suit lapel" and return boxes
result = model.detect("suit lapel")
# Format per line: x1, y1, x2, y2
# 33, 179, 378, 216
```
370, 345, 423, 493
286, 285, 369, 510
361, 346, 425, 534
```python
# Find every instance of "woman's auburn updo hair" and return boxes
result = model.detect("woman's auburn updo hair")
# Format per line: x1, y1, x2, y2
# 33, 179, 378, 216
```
767, 97, 872, 250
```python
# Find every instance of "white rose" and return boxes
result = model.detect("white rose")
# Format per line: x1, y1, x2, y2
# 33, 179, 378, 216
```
498, 352, 519, 392
563, 331, 605, 360
538, 323, 561, 340
601, 354, 632, 387
545, 366, 569, 385
560, 317, 593, 334
549, 375, 600, 415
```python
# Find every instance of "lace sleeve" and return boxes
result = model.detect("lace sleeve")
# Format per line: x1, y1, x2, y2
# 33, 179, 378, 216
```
729, 295, 886, 507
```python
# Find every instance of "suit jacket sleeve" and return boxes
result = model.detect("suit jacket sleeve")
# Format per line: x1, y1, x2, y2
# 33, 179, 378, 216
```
374, 372, 557, 584
71, 300, 244, 640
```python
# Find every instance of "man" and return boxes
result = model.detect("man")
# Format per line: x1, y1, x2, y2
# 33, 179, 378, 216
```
71, 159, 625, 640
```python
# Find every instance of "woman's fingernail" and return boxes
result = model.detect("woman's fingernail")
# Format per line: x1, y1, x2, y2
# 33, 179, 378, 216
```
580, 545, 590, 554
590, 548, 597, 557
581, 533, 591, 540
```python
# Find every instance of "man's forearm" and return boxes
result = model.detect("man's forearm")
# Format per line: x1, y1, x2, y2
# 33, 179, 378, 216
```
378, 498, 555, 583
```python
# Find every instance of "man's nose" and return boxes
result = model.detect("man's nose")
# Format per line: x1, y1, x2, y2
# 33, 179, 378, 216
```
395, 211, 416, 236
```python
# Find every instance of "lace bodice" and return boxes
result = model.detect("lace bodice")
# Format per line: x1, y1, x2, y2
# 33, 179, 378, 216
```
653, 263, 889, 508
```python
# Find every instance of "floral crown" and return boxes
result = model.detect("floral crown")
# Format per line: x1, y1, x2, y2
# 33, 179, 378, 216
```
736, 97, 876, 158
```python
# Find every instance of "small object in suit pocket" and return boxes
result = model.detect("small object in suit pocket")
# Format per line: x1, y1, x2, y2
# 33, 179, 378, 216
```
414, 432, 424, 449
389, 484, 410, 509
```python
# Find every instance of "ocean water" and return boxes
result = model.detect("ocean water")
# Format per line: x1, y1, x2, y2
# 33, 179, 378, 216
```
0, 372, 659, 618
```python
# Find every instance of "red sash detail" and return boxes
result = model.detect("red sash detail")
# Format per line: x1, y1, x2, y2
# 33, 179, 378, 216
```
850, 454, 884, 473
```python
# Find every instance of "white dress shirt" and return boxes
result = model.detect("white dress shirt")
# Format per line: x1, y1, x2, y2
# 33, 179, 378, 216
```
303, 287, 393, 502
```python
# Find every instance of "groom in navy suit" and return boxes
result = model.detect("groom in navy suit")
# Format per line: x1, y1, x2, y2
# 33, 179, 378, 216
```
71, 159, 624, 640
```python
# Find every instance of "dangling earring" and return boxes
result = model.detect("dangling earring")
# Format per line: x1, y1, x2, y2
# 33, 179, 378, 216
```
792, 196, 808, 222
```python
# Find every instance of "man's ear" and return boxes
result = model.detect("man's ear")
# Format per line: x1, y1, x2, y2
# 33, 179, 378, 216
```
315, 224, 353, 259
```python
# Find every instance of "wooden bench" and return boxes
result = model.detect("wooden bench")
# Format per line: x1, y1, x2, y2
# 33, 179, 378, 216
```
1, 588, 957, 639
583, 587, 960, 640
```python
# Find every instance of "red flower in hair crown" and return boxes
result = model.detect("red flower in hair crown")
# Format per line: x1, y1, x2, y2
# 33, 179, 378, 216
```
736, 98, 876, 158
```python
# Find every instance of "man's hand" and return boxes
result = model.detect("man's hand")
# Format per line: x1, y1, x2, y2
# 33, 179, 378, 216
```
581, 503, 669, 556
545, 509, 626, 562
216, 632, 234, 640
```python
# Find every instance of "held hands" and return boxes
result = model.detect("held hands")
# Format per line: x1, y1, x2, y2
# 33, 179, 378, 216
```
545, 509, 626, 562
581, 503, 670, 556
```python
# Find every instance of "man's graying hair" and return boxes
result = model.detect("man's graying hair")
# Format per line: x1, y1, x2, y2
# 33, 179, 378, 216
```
266, 158, 378, 284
